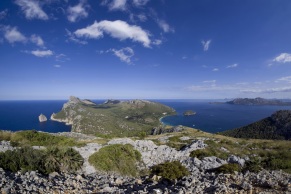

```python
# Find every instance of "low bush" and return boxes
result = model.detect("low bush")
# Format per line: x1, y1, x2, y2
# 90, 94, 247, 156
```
10, 130, 83, 147
89, 144, 141, 176
0, 146, 83, 174
243, 157, 262, 173
214, 163, 241, 174
151, 161, 189, 181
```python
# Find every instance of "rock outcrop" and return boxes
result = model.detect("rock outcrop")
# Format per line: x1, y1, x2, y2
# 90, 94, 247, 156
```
38, 114, 47, 122
1, 138, 291, 193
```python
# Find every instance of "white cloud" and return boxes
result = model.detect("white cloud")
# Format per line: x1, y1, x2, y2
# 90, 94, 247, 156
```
109, 47, 134, 64
102, 0, 127, 11
130, 13, 147, 22
15, 0, 48, 20
277, 76, 291, 83
67, 0, 89, 22
203, 80, 216, 84
227, 63, 238, 68
3, 26, 27, 43
54, 64, 61, 68
212, 68, 219, 72
30, 34, 44, 47
65, 29, 87, 45
242, 87, 291, 94
157, 19, 174, 33
75, 20, 151, 47
273, 53, 291, 63
201, 39, 211, 51
133, 0, 150, 6
152, 39, 162, 45
55, 54, 70, 62
31, 49, 53, 57
0, 9, 8, 20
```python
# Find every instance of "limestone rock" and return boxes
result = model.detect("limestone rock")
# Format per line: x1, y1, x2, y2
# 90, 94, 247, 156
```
38, 114, 47, 122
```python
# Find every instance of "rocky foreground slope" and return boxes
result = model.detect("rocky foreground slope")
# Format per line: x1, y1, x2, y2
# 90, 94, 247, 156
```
51, 96, 174, 135
1, 133, 291, 194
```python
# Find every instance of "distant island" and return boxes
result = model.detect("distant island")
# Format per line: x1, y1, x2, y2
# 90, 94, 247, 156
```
51, 96, 175, 136
211, 97, 291, 106
183, 110, 196, 116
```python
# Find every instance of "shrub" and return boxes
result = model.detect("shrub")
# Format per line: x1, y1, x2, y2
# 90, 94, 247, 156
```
43, 146, 84, 174
151, 161, 189, 181
10, 130, 84, 147
0, 147, 46, 173
190, 149, 214, 159
0, 146, 83, 174
214, 163, 241, 174
243, 158, 262, 173
89, 144, 141, 176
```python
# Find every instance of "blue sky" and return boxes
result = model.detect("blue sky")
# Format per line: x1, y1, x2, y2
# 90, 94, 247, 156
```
1, 0, 291, 100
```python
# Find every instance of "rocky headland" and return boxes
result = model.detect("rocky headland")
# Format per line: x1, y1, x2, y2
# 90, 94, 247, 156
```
51, 96, 175, 135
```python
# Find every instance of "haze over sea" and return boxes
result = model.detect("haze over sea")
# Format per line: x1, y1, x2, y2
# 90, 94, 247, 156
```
0, 100, 291, 133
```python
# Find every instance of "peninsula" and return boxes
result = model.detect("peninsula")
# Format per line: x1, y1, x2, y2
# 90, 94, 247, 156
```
51, 96, 175, 136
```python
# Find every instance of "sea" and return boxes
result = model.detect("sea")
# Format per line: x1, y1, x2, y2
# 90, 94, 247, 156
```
0, 99, 291, 134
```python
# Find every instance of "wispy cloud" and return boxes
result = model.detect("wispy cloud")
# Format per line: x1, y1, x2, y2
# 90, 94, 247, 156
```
109, 47, 134, 64
54, 64, 61, 68
15, 0, 48, 20
67, 0, 89, 22
31, 49, 53, 57
212, 68, 219, 72
55, 54, 70, 62
30, 34, 44, 47
102, 0, 127, 11
226, 63, 238, 68
157, 19, 174, 33
242, 87, 291, 94
273, 53, 291, 63
74, 20, 151, 47
201, 39, 211, 51
2, 26, 27, 44
65, 29, 87, 45
0, 9, 8, 20
277, 76, 291, 83
133, 0, 150, 6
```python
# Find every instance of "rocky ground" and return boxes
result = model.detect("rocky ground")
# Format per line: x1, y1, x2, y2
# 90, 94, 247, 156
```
1, 137, 291, 193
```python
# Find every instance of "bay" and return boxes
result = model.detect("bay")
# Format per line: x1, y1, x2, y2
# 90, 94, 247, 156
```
156, 99, 291, 133
0, 99, 290, 134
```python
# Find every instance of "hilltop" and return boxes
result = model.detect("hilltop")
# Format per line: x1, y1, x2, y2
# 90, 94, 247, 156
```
226, 97, 291, 106
220, 110, 291, 140
51, 96, 175, 136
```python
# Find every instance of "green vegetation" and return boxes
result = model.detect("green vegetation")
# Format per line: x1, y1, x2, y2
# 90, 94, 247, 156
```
220, 110, 291, 140
0, 146, 83, 174
53, 97, 175, 136
0, 130, 84, 147
213, 163, 241, 174
88, 144, 142, 176
151, 161, 189, 181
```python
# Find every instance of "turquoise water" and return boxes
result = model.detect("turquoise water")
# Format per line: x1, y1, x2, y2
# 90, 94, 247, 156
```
0, 99, 290, 133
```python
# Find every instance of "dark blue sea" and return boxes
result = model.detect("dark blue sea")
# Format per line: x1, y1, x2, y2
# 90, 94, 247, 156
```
156, 99, 291, 133
0, 99, 290, 133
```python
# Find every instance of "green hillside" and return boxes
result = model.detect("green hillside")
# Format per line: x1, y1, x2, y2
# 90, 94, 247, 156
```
220, 110, 291, 140
52, 96, 175, 136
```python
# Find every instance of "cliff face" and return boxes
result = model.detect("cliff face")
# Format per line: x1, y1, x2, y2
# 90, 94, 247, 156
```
51, 96, 175, 135
220, 110, 291, 140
